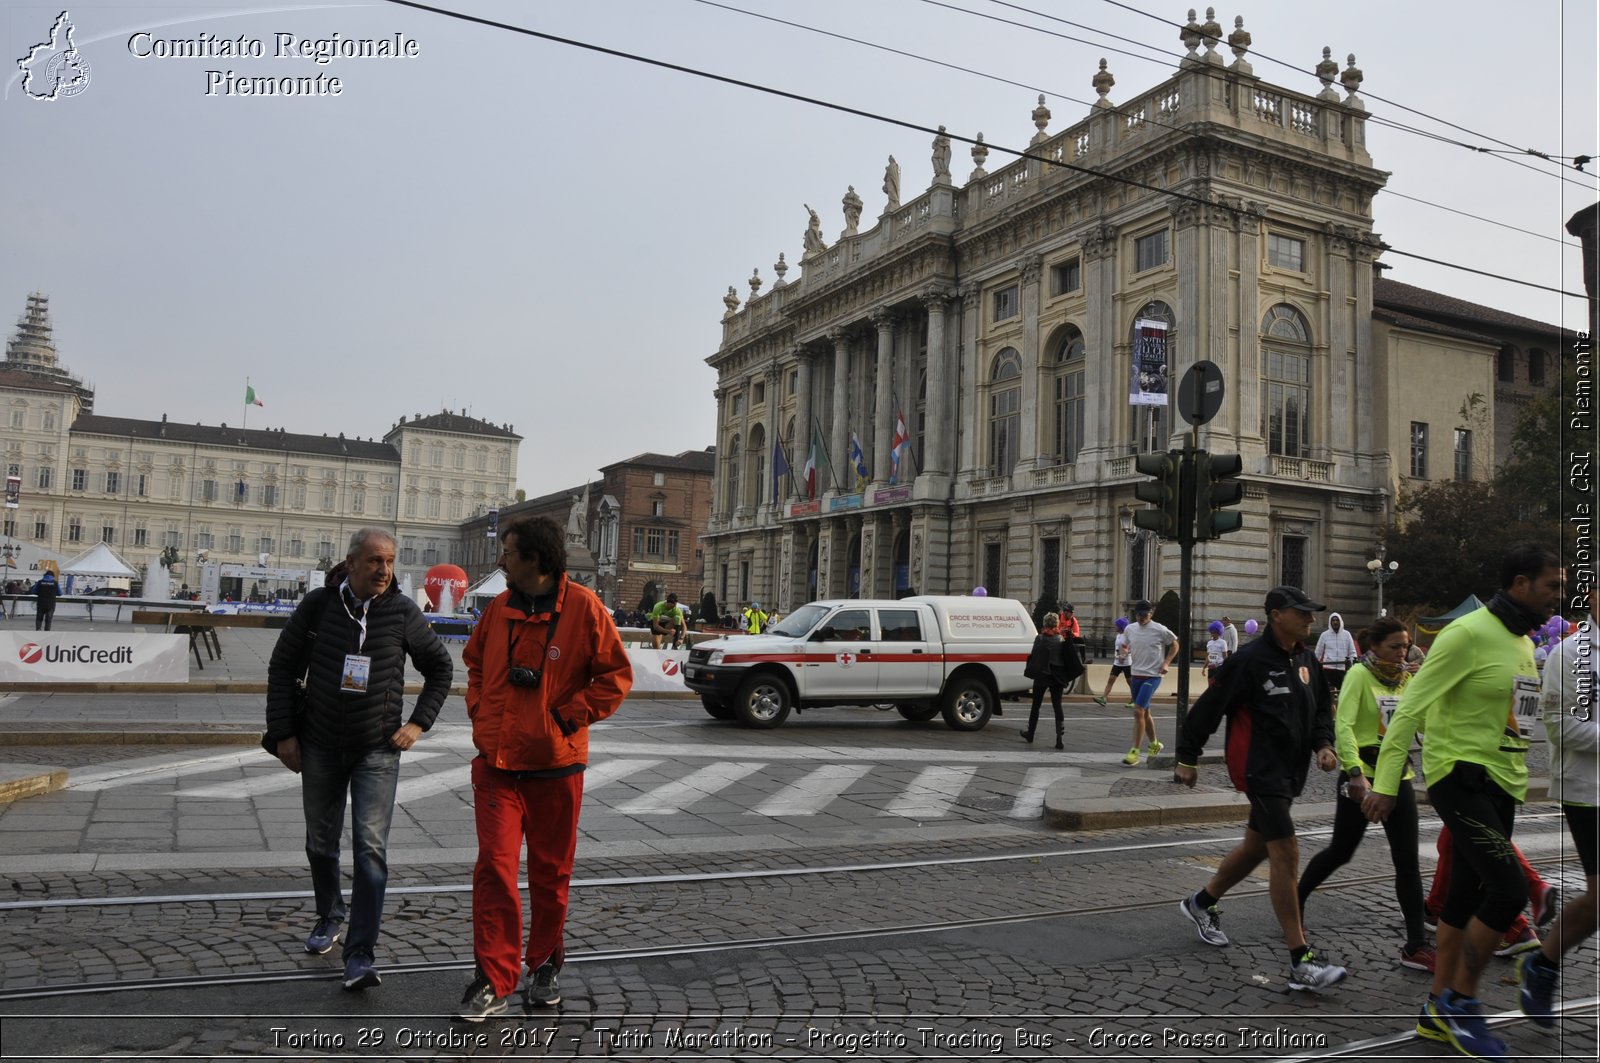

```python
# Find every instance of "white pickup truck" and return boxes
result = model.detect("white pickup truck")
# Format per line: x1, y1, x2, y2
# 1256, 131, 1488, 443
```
682, 596, 1036, 731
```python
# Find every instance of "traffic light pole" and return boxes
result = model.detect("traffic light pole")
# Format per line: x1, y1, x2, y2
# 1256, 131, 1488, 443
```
1174, 429, 1197, 744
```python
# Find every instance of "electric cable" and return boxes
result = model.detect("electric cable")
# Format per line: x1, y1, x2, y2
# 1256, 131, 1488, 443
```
377, 0, 1586, 300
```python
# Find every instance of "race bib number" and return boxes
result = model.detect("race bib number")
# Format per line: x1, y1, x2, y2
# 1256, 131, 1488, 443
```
1377, 695, 1400, 731
1511, 674, 1541, 736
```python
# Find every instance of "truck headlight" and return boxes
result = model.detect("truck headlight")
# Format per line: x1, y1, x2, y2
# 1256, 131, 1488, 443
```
707, 649, 724, 665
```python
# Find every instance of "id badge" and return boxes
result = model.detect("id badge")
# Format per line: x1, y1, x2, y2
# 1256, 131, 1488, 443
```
341, 654, 372, 693
1511, 674, 1541, 736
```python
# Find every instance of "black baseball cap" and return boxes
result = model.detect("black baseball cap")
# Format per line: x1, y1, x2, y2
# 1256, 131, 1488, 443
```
1264, 585, 1325, 613
1133, 599, 1153, 614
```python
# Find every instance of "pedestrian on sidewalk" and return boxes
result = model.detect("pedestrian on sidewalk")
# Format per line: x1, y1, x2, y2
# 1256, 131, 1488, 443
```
1364, 541, 1563, 1060
264, 528, 454, 993
1118, 599, 1176, 765
1094, 617, 1135, 706
1519, 584, 1598, 1027
454, 517, 633, 1023
1315, 612, 1358, 697
1296, 616, 1433, 972
1174, 585, 1346, 993
1021, 612, 1083, 750
32, 571, 58, 631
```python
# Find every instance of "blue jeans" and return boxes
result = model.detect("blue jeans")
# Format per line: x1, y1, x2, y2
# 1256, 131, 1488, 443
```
300, 741, 400, 961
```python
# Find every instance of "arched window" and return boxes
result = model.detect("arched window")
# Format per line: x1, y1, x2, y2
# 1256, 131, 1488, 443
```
1261, 304, 1312, 458
725, 434, 742, 511
748, 425, 767, 507
1051, 326, 1086, 464
1130, 302, 1175, 451
1529, 348, 1548, 386
988, 349, 1022, 476
781, 417, 796, 501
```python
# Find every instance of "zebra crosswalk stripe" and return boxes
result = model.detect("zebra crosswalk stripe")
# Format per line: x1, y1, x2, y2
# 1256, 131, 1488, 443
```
614, 761, 767, 815
753, 763, 874, 817
884, 765, 978, 818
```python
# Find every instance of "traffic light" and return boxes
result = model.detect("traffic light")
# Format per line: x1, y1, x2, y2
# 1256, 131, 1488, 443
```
1132, 451, 1181, 538
1194, 451, 1244, 540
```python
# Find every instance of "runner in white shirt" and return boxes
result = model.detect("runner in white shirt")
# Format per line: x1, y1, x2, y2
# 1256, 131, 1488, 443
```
1120, 599, 1179, 766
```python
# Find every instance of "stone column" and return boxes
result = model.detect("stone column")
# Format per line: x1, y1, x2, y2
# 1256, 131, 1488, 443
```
1325, 228, 1354, 460
1078, 225, 1117, 461
794, 347, 814, 494
711, 386, 727, 517
1234, 204, 1265, 449
1351, 235, 1380, 459
920, 286, 953, 476
956, 283, 981, 477
1016, 255, 1044, 474
828, 330, 850, 496
871, 308, 896, 484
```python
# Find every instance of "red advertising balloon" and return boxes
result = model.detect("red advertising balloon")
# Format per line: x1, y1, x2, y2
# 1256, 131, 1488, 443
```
423, 564, 468, 612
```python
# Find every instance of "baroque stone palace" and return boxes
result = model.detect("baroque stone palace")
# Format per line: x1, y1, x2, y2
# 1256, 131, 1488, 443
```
702, 12, 1565, 634
1, 293, 520, 589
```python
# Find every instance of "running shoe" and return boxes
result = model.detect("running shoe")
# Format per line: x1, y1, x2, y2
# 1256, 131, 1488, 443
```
455, 972, 509, 1023
1415, 1001, 1448, 1043
1287, 950, 1347, 992
342, 951, 380, 992
1494, 926, 1541, 957
1092, 694, 1107, 706
1399, 943, 1437, 972
1122, 747, 1140, 766
527, 962, 561, 1008
1146, 740, 1164, 756
1179, 892, 1228, 946
1531, 882, 1561, 930
303, 916, 342, 955
1426, 991, 1507, 1060
1518, 951, 1558, 1027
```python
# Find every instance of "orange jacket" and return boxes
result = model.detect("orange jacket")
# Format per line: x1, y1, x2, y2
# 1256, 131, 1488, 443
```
465, 574, 633, 772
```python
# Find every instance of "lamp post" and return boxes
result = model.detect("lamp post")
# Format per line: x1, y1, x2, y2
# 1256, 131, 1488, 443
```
1119, 504, 1158, 605
1367, 543, 1399, 618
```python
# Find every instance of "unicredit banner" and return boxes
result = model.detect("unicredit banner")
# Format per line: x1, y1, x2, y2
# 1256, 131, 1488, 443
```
0, 633, 190, 684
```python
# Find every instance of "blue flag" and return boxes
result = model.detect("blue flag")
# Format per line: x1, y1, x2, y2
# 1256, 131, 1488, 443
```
848, 432, 869, 492
771, 436, 791, 504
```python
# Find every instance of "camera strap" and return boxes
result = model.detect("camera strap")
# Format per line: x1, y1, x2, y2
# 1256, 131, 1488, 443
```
508, 607, 562, 669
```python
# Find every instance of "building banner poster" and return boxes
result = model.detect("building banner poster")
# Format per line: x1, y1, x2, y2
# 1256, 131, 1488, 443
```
1130, 319, 1170, 407
1, 633, 190, 684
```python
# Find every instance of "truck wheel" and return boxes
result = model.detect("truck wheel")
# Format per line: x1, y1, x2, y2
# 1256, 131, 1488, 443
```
734, 673, 792, 728
701, 695, 734, 720
941, 676, 994, 731
897, 703, 941, 722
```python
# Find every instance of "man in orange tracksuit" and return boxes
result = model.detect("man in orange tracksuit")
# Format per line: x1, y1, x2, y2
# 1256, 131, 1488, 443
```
454, 516, 633, 1023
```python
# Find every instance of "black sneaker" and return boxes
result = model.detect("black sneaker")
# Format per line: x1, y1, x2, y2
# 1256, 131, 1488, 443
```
527, 962, 561, 1007
342, 951, 380, 992
303, 916, 342, 955
454, 973, 509, 1023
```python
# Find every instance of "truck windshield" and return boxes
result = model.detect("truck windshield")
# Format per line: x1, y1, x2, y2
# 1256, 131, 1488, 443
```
768, 604, 828, 638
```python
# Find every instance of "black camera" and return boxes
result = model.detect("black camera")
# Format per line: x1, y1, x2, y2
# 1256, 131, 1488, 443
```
508, 666, 542, 688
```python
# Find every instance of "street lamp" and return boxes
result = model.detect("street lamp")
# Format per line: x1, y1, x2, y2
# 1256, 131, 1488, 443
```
1119, 505, 1158, 605
1367, 543, 1399, 618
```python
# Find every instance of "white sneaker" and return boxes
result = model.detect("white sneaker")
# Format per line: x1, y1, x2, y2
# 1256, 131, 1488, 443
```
1288, 951, 1348, 992
1179, 893, 1228, 946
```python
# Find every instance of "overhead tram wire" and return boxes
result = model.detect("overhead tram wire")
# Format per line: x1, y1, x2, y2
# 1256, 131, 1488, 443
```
690, 0, 1582, 252
963, 0, 1597, 191
377, 0, 1585, 300
1089, 0, 1598, 186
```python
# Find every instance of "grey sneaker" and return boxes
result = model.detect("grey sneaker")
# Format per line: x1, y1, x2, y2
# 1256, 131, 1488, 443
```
1179, 892, 1228, 946
1288, 950, 1348, 992
342, 951, 380, 991
527, 961, 561, 1007
454, 972, 509, 1023
303, 916, 342, 955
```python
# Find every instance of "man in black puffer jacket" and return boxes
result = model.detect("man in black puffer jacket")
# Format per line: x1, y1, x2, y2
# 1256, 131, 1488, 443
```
265, 527, 452, 992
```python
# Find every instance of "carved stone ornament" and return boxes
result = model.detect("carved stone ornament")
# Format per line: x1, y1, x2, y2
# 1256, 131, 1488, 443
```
1227, 16, 1252, 74
1199, 7, 1223, 63
773, 251, 788, 287
1179, 9, 1203, 62
1092, 59, 1115, 108
883, 155, 901, 212
723, 286, 740, 318
970, 132, 989, 181
931, 126, 953, 182
749, 268, 763, 296
1340, 54, 1365, 105
841, 185, 864, 235
1315, 46, 1339, 98
1031, 94, 1051, 145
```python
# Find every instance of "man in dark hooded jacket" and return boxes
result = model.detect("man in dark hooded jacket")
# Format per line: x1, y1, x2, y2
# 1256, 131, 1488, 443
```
265, 527, 452, 992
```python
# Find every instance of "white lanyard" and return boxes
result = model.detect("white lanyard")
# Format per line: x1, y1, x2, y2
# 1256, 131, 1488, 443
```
338, 581, 372, 652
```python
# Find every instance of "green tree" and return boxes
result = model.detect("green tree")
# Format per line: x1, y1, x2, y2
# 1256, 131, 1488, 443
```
1385, 479, 1556, 616
1497, 359, 1574, 515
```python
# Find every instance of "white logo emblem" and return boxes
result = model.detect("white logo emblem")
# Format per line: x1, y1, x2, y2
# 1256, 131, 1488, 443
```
18, 11, 92, 101
835, 652, 857, 667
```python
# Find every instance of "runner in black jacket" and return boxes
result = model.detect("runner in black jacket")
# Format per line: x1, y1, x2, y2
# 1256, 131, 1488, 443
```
1174, 585, 1344, 992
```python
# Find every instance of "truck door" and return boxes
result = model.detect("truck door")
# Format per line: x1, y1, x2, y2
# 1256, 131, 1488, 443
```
873, 606, 940, 694
805, 606, 879, 697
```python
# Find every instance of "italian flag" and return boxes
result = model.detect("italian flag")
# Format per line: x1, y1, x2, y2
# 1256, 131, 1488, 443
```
245, 384, 264, 407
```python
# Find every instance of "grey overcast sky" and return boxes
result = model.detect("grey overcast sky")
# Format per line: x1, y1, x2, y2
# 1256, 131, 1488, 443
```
2, 0, 1594, 499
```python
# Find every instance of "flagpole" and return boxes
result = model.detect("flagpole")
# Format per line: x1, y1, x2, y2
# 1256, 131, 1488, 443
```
812, 416, 843, 494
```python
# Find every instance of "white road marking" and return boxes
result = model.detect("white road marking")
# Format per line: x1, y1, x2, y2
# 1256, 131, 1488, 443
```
1009, 766, 1083, 819
885, 765, 977, 818
754, 763, 874, 816
615, 761, 766, 814
177, 751, 445, 799
67, 750, 263, 791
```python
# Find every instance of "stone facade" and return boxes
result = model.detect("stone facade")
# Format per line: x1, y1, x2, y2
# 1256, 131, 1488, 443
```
704, 25, 1397, 641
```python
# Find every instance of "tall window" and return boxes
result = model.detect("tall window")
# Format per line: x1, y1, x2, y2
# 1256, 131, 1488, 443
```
1039, 536, 1061, 604
1280, 535, 1308, 590
1261, 305, 1312, 458
1051, 257, 1081, 296
1267, 234, 1305, 271
1134, 230, 1168, 272
1454, 428, 1472, 481
102, 525, 115, 544
749, 425, 767, 507
992, 285, 1019, 322
988, 349, 1022, 476
1052, 327, 1086, 464
1529, 348, 1548, 385
1410, 422, 1429, 478
71, 468, 86, 491
36, 467, 51, 489
725, 434, 742, 511
67, 517, 82, 542
104, 471, 120, 494
1497, 346, 1516, 383
983, 542, 1003, 596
